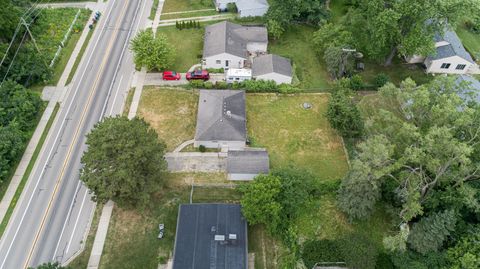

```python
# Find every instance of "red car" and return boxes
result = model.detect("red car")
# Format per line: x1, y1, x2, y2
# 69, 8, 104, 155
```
186, 70, 210, 81
162, 71, 181, 80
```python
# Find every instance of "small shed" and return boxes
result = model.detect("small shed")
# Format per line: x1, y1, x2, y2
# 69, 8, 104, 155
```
227, 150, 270, 180
252, 54, 293, 84
236, 0, 269, 18
226, 68, 252, 83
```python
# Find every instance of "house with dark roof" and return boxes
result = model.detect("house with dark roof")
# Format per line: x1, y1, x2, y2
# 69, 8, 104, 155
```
202, 21, 268, 70
406, 28, 480, 74
172, 203, 248, 269
227, 150, 270, 180
194, 90, 247, 149
253, 54, 293, 84
214, 0, 269, 17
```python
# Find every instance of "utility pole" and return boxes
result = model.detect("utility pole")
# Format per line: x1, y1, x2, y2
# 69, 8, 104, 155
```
20, 17, 42, 55
340, 48, 356, 78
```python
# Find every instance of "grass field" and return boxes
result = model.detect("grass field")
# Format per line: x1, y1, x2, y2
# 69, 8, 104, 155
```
269, 25, 332, 90
157, 26, 205, 72
456, 24, 480, 61
160, 9, 217, 20
162, 0, 214, 13
137, 87, 198, 151
246, 94, 349, 181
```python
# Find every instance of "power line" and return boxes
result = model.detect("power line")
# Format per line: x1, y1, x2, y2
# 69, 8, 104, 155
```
1, 31, 29, 86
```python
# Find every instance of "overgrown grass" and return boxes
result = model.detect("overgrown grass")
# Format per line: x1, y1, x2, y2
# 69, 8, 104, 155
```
269, 25, 332, 90
359, 59, 433, 86
66, 27, 94, 85
162, 0, 214, 13
456, 23, 480, 61
246, 94, 349, 181
248, 224, 286, 269
137, 87, 198, 151
0, 103, 59, 237
157, 26, 206, 72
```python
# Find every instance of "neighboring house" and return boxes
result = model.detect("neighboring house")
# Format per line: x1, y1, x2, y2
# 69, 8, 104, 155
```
455, 75, 480, 104
214, 0, 269, 17
172, 203, 248, 269
407, 29, 480, 75
226, 68, 252, 83
227, 150, 270, 180
194, 90, 247, 149
252, 54, 293, 84
202, 21, 268, 69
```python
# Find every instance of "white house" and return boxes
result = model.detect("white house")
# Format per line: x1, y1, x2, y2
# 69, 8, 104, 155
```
226, 68, 252, 83
202, 21, 268, 69
213, 0, 269, 17
252, 54, 293, 84
407, 29, 480, 75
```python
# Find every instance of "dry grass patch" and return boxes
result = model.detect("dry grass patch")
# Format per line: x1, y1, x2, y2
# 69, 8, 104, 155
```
247, 94, 349, 181
138, 87, 198, 151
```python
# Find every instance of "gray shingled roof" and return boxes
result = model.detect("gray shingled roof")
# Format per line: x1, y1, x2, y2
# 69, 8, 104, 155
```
252, 54, 292, 77
456, 75, 480, 104
428, 29, 475, 64
227, 150, 270, 174
203, 21, 268, 58
172, 204, 247, 269
236, 0, 269, 11
195, 90, 246, 142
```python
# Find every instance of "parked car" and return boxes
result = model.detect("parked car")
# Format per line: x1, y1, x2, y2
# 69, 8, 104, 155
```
162, 71, 181, 80
186, 70, 210, 81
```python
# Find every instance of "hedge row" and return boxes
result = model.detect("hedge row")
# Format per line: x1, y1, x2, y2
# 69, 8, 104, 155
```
187, 79, 300, 93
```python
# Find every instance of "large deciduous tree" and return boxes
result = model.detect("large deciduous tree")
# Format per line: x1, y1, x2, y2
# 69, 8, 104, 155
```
326, 85, 364, 138
349, 0, 480, 65
80, 116, 167, 207
130, 30, 175, 71
337, 76, 480, 252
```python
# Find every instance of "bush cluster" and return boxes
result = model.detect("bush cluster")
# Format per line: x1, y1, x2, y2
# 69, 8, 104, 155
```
187, 79, 299, 93
175, 20, 201, 30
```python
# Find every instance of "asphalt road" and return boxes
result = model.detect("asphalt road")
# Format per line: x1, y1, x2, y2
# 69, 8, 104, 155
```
0, 0, 149, 267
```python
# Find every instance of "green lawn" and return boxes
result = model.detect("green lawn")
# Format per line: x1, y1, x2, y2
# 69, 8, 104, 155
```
359, 59, 433, 86
246, 94, 349, 181
157, 26, 205, 72
456, 24, 480, 61
162, 0, 214, 13
160, 9, 218, 20
137, 87, 198, 151
269, 25, 332, 90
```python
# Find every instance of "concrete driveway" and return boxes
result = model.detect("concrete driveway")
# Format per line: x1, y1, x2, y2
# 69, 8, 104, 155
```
144, 73, 225, 86
165, 152, 227, 172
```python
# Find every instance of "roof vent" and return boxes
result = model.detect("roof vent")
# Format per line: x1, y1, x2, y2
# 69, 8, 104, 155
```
214, 235, 225, 241
228, 234, 237, 240
226, 110, 232, 117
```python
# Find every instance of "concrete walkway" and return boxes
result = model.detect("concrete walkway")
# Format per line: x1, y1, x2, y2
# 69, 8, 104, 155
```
128, 67, 147, 119
158, 13, 235, 27
173, 139, 195, 153
87, 201, 114, 269
0, 7, 98, 227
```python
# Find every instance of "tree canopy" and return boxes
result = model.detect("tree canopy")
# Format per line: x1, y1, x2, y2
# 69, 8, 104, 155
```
130, 30, 175, 71
80, 116, 167, 207
337, 76, 480, 258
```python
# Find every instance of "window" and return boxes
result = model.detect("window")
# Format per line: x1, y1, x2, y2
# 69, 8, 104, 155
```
440, 63, 451, 69
456, 64, 467, 70
225, 60, 229, 67
216, 60, 221, 64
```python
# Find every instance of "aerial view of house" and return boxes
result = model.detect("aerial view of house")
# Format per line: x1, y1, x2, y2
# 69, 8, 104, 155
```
2, 0, 479, 269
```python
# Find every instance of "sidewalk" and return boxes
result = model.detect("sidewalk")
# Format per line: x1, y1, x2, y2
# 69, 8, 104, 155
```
0, 6, 99, 227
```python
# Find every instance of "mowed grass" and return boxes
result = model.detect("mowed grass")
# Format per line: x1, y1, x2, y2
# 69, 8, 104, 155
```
359, 59, 433, 86
137, 88, 198, 151
158, 26, 205, 72
160, 9, 217, 20
269, 25, 332, 90
247, 94, 349, 181
162, 0, 214, 13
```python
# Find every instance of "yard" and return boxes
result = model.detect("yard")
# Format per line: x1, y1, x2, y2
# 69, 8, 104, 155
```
162, 0, 214, 13
269, 25, 332, 90
246, 93, 349, 181
456, 23, 480, 61
137, 87, 198, 151
157, 26, 205, 72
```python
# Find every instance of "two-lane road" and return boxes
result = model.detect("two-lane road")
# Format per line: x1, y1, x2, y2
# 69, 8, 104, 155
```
0, 0, 149, 267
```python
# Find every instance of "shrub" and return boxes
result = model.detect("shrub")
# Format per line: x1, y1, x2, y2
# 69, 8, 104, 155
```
302, 240, 343, 268
278, 83, 299, 94
349, 74, 365, 90
214, 81, 228, 89
374, 73, 389, 88
339, 233, 378, 269
198, 145, 206, 152
188, 80, 204, 88
206, 68, 224, 73
243, 79, 277, 92
204, 81, 214, 89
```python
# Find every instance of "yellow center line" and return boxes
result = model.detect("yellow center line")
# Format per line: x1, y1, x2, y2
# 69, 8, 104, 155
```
23, 0, 131, 267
